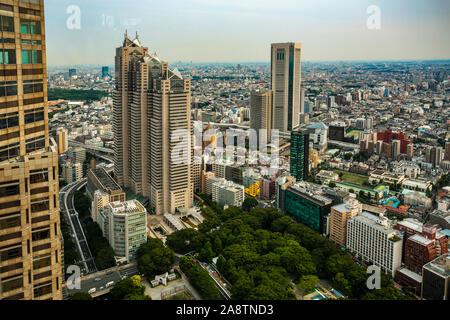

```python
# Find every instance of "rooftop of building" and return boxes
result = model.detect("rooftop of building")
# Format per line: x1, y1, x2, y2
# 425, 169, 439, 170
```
351, 211, 401, 236
91, 168, 122, 191
408, 233, 433, 246
109, 199, 146, 215
396, 268, 423, 283
423, 254, 450, 278
397, 218, 423, 233
332, 200, 361, 213
288, 182, 333, 206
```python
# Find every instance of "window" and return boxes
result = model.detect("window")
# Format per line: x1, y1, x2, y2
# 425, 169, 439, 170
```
24, 107, 44, 124
0, 50, 16, 64
0, 112, 19, 130
32, 226, 50, 242
19, 0, 40, 4
20, 19, 40, 34
25, 135, 45, 153
1, 275, 23, 293
0, 212, 21, 230
23, 79, 43, 94
33, 270, 51, 281
31, 215, 49, 224
0, 243, 22, 262
21, 38, 41, 45
30, 186, 48, 195
0, 81, 18, 97
0, 142, 20, 162
19, 7, 40, 16
33, 281, 52, 298
32, 254, 51, 270
0, 183, 20, 197
22, 50, 42, 64
0, 262, 22, 273
32, 243, 50, 252
30, 197, 49, 213
30, 169, 49, 184
1, 36, 15, 44
0, 15, 14, 32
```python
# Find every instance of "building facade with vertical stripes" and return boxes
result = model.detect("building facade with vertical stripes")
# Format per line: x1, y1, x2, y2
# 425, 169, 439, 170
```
113, 33, 193, 215
0, 0, 62, 300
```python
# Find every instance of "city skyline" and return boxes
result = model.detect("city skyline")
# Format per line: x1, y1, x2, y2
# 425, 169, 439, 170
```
45, 0, 450, 66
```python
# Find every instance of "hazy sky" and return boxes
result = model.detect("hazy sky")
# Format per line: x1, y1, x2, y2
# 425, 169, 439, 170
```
45, 0, 450, 66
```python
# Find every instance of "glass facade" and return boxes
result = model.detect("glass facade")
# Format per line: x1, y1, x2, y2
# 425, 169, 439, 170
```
285, 189, 331, 233
290, 130, 309, 181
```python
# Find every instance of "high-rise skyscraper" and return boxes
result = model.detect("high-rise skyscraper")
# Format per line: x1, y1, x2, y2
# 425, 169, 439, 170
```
113, 33, 193, 215
68, 68, 76, 77
0, 0, 62, 300
271, 42, 302, 132
250, 89, 272, 141
290, 129, 310, 181
101, 66, 109, 78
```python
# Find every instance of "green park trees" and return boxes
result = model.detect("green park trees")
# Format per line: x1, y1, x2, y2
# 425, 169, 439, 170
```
136, 238, 175, 278
110, 276, 151, 300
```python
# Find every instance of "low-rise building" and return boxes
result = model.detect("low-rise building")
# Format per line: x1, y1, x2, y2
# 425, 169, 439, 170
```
98, 200, 147, 262
212, 179, 245, 208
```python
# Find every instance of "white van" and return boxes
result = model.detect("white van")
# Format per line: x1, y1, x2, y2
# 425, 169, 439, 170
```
88, 288, 96, 294
106, 281, 114, 288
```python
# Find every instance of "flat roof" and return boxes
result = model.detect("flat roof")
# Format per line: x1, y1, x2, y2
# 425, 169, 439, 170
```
397, 268, 422, 283
424, 254, 450, 277
93, 168, 122, 191
409, 234, 433, 246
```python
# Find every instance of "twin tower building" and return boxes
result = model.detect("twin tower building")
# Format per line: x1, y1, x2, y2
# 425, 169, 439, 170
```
113, 34, 303, 215
113, 33, 194, 215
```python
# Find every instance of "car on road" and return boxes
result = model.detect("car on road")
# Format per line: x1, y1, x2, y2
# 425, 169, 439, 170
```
99, 286, 105, 291
94, 278, 101, 282
88, 288, 96, 294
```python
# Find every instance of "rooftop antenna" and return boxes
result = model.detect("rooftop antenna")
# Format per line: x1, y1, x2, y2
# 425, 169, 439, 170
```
135, 31, 139, 41
125, 29, 128, 38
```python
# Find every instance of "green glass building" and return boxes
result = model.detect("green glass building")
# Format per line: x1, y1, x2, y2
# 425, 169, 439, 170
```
285, 184, 332, 234
290, 129, 310, 181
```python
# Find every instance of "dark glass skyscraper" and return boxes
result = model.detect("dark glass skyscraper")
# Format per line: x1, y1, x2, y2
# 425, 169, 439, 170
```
290, 129, 309, 181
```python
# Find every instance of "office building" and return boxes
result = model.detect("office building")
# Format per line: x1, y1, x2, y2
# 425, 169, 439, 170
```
69, 147, 85, 164
55, 128, 68, 155
250, 89, 272, 141
61, 162, 82, 184
68, 68, 76, 77
271, 42, 302, 132
0, 0, 62, 300
86, 167, 125, 203
290, 129, 310, 181
445, 142, 450, 161
421, 254, 449, 300
91, 190, 110, 225
101, 66, 109, 78
211, 179, 245, 209
284, 182, 333, 234
347, 212, 403, 277
329, 199, 362, 247
98, 200, 147, 262
328, 122, 346, 142
113, 33, 193, 215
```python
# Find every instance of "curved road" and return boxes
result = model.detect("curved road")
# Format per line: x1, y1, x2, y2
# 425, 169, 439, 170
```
60, 179, 97, 274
